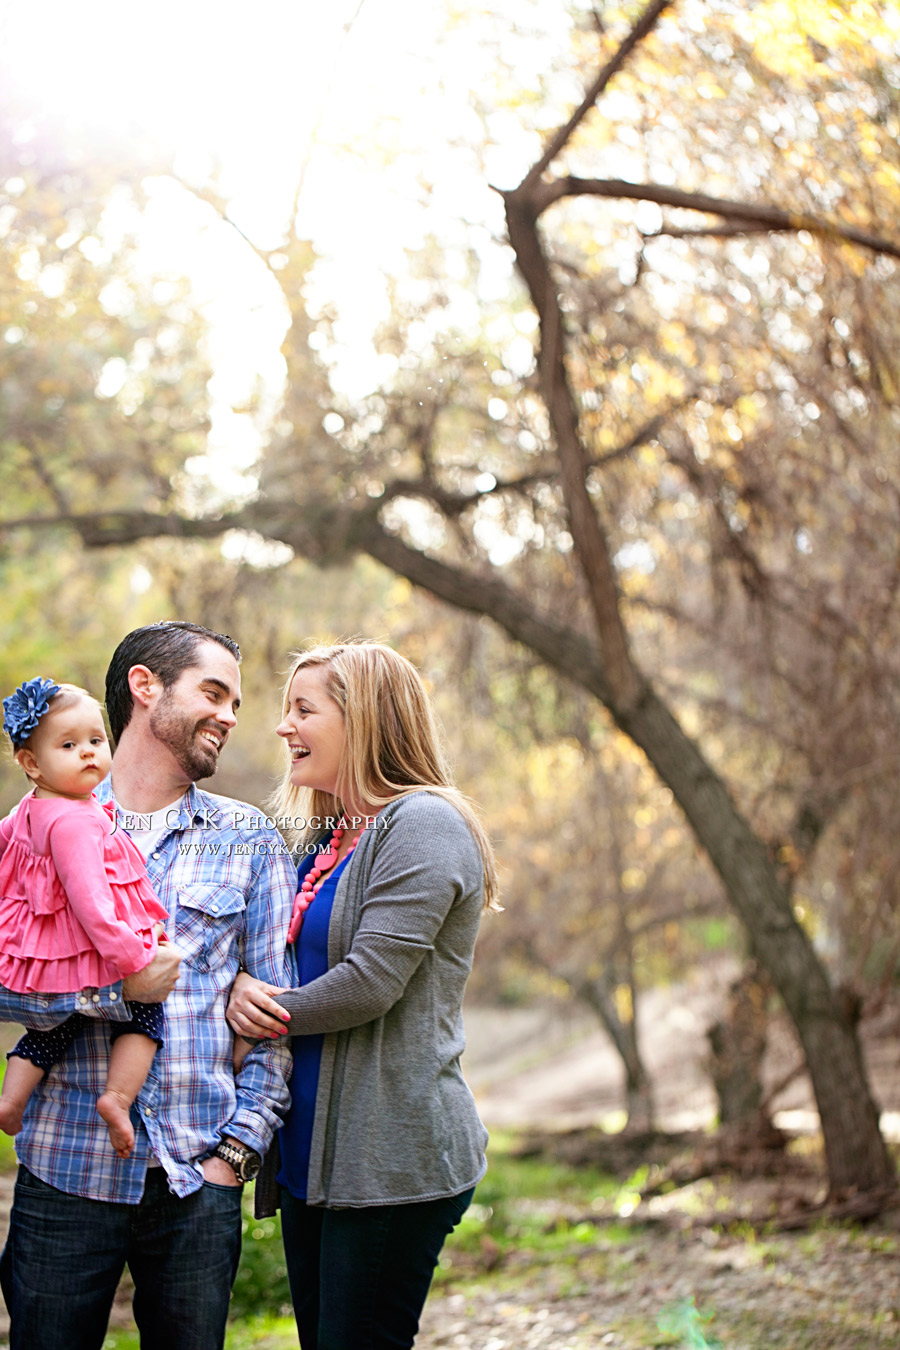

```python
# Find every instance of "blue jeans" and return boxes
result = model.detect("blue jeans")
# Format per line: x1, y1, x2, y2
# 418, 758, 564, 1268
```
280, 1186, 474, 1350
0, 1165, 243, 1350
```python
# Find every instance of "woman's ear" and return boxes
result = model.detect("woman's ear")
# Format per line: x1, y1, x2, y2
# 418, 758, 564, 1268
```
15, 747, 40, 783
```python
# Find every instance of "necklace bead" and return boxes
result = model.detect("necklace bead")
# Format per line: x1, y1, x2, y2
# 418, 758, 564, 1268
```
288, 825, 361, 943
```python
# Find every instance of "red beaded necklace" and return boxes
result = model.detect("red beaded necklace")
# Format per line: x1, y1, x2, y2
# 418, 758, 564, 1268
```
288, 824, 361, 944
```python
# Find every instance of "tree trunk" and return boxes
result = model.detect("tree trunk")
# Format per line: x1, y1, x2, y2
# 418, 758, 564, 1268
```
620, 686, 893, 1194
503, 132, 896, 1196
361, 527, 895, 1193
576, 976, 656, 1133
707, 963, 769, 1127
622, 1031, 655, 1135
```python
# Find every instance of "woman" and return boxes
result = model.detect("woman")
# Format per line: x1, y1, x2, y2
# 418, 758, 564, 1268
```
227, 640, 498, 1350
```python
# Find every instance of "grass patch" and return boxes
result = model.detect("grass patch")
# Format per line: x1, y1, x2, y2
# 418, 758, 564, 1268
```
230, 1202, 291, 1322
0, 1131, 16, 1175
96, 1136, 622, 1344
436, 1131, 625, 1281
0, 1058, 17, 1173
99, 1330, 299, 1350
224, 1315, 298, 1348
12, 1129, 900, 1350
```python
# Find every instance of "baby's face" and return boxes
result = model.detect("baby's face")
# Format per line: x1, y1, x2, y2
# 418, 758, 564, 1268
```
26, 696, 112, 799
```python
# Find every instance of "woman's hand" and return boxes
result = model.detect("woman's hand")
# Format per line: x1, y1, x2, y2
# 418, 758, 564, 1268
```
227, 970, 291, 1039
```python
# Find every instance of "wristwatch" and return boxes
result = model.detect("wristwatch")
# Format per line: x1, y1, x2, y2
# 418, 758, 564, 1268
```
213, 1139, 262, 1182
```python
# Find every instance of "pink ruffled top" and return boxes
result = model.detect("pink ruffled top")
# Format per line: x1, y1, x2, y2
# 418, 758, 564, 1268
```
0, 792, 169, 995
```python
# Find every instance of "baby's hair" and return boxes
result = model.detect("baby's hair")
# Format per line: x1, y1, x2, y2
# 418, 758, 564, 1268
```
14, 685, 101, 753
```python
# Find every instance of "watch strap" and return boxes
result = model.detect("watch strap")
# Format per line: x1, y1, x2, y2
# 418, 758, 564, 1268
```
213, 1139, 261, 1181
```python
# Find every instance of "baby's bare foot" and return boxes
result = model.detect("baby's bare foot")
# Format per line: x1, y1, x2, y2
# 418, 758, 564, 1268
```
0, 1098, 24, 1136
97, 1091, 135, 1159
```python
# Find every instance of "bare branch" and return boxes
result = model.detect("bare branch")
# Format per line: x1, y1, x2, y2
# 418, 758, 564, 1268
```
759, 1059, 809, 1116
627, 898, 723, 942
520, 0, 672, 192
0, 500, 618, 711
379, 403, 684, 513
0, 508, 244, 547
377, 477, 485, 517
181, 181, 275, 267
22, 444, 71, 516
504, 189, 649, 708
290, 0, 370, 229
535, 177, 900, 260
593, 406, 683, 467
359, 523, 615, 705
644, 222, 775, 241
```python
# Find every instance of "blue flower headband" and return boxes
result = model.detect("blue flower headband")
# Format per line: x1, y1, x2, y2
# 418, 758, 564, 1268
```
2, 677, 61, 747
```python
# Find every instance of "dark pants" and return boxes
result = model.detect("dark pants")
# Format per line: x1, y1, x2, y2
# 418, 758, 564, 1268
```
0, 1165, 242, 1350
280, 1185, 474, 1350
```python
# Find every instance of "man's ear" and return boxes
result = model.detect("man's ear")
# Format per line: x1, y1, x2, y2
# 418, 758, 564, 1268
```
127, 664, 161, 711
16, 747, 40, 783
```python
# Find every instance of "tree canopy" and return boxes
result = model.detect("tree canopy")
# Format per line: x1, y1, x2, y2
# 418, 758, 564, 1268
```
2, 0, 900, 1199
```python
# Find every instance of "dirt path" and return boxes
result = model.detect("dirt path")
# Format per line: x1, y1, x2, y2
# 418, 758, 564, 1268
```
414, 1216, 900, 1349
463, 965, 900, 1139
414, 975, 900, 1349
463, 971, 729, 1134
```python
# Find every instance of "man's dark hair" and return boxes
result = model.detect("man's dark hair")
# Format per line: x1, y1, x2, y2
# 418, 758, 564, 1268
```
105, 621, 241, 744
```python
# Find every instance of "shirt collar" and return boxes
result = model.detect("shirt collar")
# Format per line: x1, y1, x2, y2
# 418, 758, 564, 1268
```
95, 773, 206, 830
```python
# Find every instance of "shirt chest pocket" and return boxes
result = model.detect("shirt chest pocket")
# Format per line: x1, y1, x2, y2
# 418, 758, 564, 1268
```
173, 884, 245, 972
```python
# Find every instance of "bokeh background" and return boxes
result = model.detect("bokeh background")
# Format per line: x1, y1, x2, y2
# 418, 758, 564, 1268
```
2, 1, 900, 1344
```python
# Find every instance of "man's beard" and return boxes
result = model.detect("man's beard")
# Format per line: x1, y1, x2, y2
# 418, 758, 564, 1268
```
150, 691, 221, 781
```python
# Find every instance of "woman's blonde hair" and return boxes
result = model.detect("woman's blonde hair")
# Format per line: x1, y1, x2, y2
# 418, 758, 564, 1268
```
270, 641, 499, 911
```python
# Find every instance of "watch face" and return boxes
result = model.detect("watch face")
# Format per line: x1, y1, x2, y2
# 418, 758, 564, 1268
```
216, 1142, 260, 1181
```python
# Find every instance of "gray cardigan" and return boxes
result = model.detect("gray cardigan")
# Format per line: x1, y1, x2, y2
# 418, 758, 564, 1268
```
255, 791, 488, 1216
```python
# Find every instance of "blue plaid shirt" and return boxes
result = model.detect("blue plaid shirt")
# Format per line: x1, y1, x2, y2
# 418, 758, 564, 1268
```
0, 781, 295, 1202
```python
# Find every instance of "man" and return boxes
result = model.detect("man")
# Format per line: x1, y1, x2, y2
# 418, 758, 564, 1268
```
0, 621, 294, 1350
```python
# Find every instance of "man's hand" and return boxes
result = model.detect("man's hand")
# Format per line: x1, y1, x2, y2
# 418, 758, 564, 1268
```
201, 1155, 242, 1187
201, 1136, 252, 1187
122, 927, 181, 1002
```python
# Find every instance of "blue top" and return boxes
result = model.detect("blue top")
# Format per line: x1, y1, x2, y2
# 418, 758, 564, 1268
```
277, 848, 352, 1200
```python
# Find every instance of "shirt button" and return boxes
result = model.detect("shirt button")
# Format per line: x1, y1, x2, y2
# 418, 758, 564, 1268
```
144, 1108, 155, 1118
78, 996, 88, 1006
211, 904, 219, 913
109, 992, 118, 1002
152, 852, 161, 860
92, 994, 101, 1003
